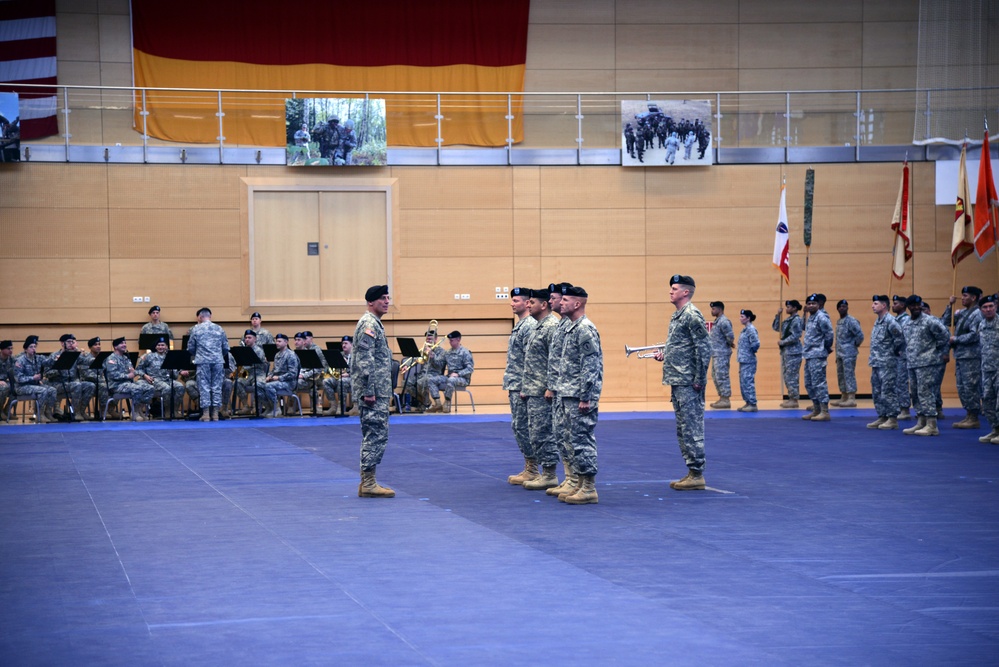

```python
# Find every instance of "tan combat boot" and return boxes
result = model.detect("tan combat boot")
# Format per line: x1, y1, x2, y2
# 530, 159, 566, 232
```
878, 417, 898, 430
523, 464, 559, 490
979, 429, 999, 443
830, 395, 843, 407
802, 403, 820, 420
200, 409, 210, 422
670, 472, 706, 490
903, 416, 926, 435
564, 474, 599, 504
838, 392, 857, 408
867, 416, 887, 429
557, 474, 582, 502
547, 460, 573, 495
358, 468, 395, 498
811, 404, 831, 421
428, 398, 443, 413
507, 458, 538, 485
953, 413, 980, 429
780, 398, 799, 408
443, 398, 451, 413
710, 396, 731, 409
914, 416, 939, 436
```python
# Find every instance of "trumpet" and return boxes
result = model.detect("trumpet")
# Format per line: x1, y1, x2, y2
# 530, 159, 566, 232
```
625, 343, 665, 358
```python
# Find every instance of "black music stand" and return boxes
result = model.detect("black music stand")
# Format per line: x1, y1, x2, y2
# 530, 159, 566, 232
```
326, 341, 343, 352
323, 349, 349, 418
397, 337, 424, 412
50, 350, 81, 422
295, 349, 327, 418
162, 350, 194, 420
261, 343, 278, 363
90, 351, 113, 421
231, 346, 266, 419
138, 333, 163, 352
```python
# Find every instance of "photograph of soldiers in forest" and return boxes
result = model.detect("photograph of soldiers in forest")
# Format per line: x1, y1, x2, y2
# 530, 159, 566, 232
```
285, 97, 387, 167
621, 99, 712, 167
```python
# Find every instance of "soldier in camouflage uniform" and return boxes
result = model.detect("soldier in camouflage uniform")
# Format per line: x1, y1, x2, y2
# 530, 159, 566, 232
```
322, 335, 353, 416
801, 294, 835, 421
293, 332, 324, 409
502, 288, 538, 485
13, 336, 58, 422
265, 333, 300, 418
521, 288, 561, 491
553, 286, 602, 505
76, 337, 106, 419
352, 285, 395, 498
103, 337, 155, 421
891, 295, 912, 419
249, 312, 275, 346
416, 331, 447, 412
866, 295, 906, 430
774, 299, 803, 408
45, 334, 95, 421
736, 309, 760, 412
977, 294, 999, 444
140, 305, 174, 341
942, 286, 984, 429
136, 336, 186, 418
901, 295, 951, 436
436, 331, 474, 413
187, 307, 230, 421
654, 275, 712, 491
832, 299, 865, 408
0, 340, 16, 415
236, 329, 276, 416
708, 301, 734, 408
546, 282, 575, 496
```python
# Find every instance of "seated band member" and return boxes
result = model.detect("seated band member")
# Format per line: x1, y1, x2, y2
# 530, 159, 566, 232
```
76, 336, 106, 418
13, 336, 58, 423
322, 335, 354, 416
103, 336, 155, 421
427, 331, 474, 413
0, 339, 15, 414
293, 331, 321, 402
140, 305, 174, 341
235, 329, 274, 415
407, 329, 445, 412
136, 335, 186, 418
45, 333, 96, 421
265, 333, 300, 417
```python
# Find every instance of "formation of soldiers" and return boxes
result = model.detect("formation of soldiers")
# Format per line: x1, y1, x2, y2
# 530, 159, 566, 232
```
624, 113, 710, 164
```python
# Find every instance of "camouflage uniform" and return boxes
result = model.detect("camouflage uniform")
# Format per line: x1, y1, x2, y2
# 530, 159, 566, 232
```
868, 312, 905, 419
45, 348, 96, 414
187, 320, 230, 409
554, 315, 603, 476
434, 346, 474, 400
295, 344, 325, 398
103, 352, 155, 405
709, 313, 734, 398
834, 314, 865, 395
548, 317, 573, 464
0, 352, 13, 409
522, 313, 559, 467
416, 346, 447, 402
662, 302, 712, 475
136, 350, 186, 406
503, 315, 537, 459
979, 315, 999, 433
351, 311, 393, 470
904, 313, 950, 419
942, 302, 983, 418
775, 313, 803, 400
737, 322, 760, 405
13, 352, 57, 412
236, 343, 275, 408
140, 321, 174, 340
321, 356, 350, 409
267, 347, 301, 404
76, 350, 106, 412
894, 311, 912, 410
251, 327, 275, 346
802, 309, 834, 405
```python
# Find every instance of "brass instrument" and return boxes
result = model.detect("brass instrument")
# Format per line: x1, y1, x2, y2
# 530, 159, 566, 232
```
624, 343, 666, 359
400, 319, 440, 374
322, 368, 342, 380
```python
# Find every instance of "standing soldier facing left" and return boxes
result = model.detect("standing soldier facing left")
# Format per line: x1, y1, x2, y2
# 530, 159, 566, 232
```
832, 299, 865, 408
502, 287, 538, 486
801, 294, 835, 422
708, 301, 734, 409
942, 286, 984, 429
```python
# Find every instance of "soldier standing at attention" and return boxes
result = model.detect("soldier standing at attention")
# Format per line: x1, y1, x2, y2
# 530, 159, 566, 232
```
774, 299, 803, 408
654, 275, 712, 491
866, 295, 906, 430
831, 299, 865, 408
801, 294, 835, 422
187, 307, 230, 422
502, 287, 538, 485
520, 288, 561, 491
901, 295, 951, 437
891, 295, 913, 419
708, 301, 734, 409
352, 285, 395, 498
977, 294, 999, 444
140, 305, 174, 341
546, 283, 575, 497
736, 309, 760, 412
553, 286, 603, 505
942, 286, 984, 429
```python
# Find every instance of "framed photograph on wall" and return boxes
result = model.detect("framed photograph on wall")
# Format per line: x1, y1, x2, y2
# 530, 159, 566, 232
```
621, 99, 712, 167
285, 98, 387, 167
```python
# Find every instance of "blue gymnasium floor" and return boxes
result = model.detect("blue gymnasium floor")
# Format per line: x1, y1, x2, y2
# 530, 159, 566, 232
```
1, 410, 998, 666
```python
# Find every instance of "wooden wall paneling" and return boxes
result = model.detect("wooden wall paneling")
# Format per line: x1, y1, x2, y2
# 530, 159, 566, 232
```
539, 166, 645, 210
589, 303, 650, 401
395, 167, 513, 210
108, 165, 244, 209
109, 258, 243, 317
101, 109, 141, 146
251, 191, 320, 303
529, 0, 614, 24
738, 0, 863, 23
0, 208, 108, 258
399, 209, 513, 258
526, 24, 615, 70
739, 23, 863, 70
616, 0, 738, 24
513, 208, 541, 250
512, 168, 541, 210
395, 257, 514, 306
616, 25, 739, 70
108, 208, 240, 259
319, 191, 387, 301
644, 164, 781, 209
616, 69, 739, 94
519, 112, 586, 149
524, 70, 616, 94
862, 0, 920, 22
97, 12, 130, 62
0, 259, 110, 311
540, 209, 646, 256
543, 256, 646, 304
2, 163, 108, 207
646, 206, 775, 256
861, 68, 917, 92
862, 21, 919, 68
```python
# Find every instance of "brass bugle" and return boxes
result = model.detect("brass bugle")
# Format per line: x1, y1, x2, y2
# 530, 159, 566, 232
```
625, 343, 665, 358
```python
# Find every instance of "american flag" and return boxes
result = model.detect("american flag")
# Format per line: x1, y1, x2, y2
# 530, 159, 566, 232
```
0, 0, 57, 140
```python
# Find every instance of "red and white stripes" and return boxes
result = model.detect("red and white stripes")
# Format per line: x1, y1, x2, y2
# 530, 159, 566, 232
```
0, 0, 57, 139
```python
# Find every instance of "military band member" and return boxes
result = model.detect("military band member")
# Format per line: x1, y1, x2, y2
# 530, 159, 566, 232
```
867, 295, 906, 430
891, 295, 913, 419
520, 288, 561, 490
187, 307, 230, 422
236, 329, 275, 416
76, 336, 106, 416
502, 287, 538, 485
0, 339, 14, 413
901, 295, 950, 436
352, 285, 395, 498
942, 286, 984, 429
265, 333, 300, 418
774, 299, 803, 408
736, 310, 760, 412
140, 305, 174, 341
654, 275, 712, 491
136, 336, 186, 418
45, 333, 95, 421
553, 286, 602, 505
322, 335, 353, 416
13, 336, 58, 422
249, 312, 275, 346
419, 330, 448, 412
708, 301, 734, 409
294, 332, 323, 404
435, 331, 474, 413
801, 293, 834, 422
103, 336, 155, 421
977, 294, 999, 444
832, 299, 864, 408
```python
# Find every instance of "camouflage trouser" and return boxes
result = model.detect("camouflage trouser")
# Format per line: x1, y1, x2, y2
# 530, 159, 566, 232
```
53, 380, 96, 414
509, 390, 531, 458
954, 358, 982, 416
91, 381, 107, 413
711, 353, 732, 398
237, 376, 271, 403
782, 352, 801, 400
836, 356, 858, 394
187, 376, 231, 404
196, 362, 224, 408
427, 375, 468, 400
322, 376, 350, 405
146, 379, 185, 406
738, 361, 757, 405
551, 392, 574, 466
526, 395, 558, 467
670, 385, 705, 474
267, 381, 297, 410
896, 354, 910, 409
908, 365, 942, 418
359, 397, 391, 470
870, 363, 899, 419
804, 358, 829, 405
982, 367, 999, 431
0, 380, 9, 410
562, 396, 598, 476
111, 381, 155, 405
15, 384, 57, 411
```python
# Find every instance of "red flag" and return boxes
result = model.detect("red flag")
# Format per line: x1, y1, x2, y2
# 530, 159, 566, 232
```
973, 128, 998, 260
891, 161, 912, 279
951, 143, 975, 266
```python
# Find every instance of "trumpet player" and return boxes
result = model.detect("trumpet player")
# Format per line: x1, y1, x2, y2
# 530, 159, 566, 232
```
413, 329, 446, 412
265, 333, 299, 418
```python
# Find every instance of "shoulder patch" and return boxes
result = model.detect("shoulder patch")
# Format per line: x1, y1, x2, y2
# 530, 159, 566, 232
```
363, 328, 376, 338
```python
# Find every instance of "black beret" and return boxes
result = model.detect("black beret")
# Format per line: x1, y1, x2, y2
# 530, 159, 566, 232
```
837, 299, 848, 307
294, 332, 306, 339
275, 333, 289, 341
531, 288, 551, 300
980, 294, 997, 305
892, 294, 906, 303
806, 293, 820, 303
447, 330, 462, 339
22, 335, 39, 349
87, 336, 101, 347
905, 294, 923, 306
709, 301, 724, 309
424, 330, 437, 336
873, 294, 890, 304
197, 307, 212, 316
785, 299, 802, 309
59, 333, 75, 342
563, 286, 588, 298
365, 284, 389, 302
243, 329, 257, 337
112, 336, 126, 346
155, 336, 167, 344
0, 339, 13, 350
303, 330, 313, 338
148, 305, 160, 314
342, 335, 353, 342
961, 286, 983, 297
740, 309, 756, 321
669, 274, 695, 287
510, 287, 530, 297
251, 312, 262, 319
814, 293, 827, 303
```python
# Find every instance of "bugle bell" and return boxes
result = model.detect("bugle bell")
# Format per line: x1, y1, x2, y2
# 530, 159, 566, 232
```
624, 343, 665, 359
